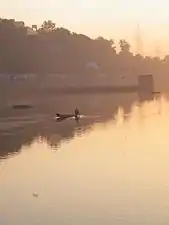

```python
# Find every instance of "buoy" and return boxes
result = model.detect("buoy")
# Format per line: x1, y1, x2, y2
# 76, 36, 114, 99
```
33, 192, 38, 197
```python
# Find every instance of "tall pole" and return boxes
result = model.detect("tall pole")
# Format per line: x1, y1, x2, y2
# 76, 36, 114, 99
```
135, 23, 143, 56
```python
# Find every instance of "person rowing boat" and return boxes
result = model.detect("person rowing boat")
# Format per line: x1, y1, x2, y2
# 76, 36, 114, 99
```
56, 108, 80, 120
75, 108, 80, 119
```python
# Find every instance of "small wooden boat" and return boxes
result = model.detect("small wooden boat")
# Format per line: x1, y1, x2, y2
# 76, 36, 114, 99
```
56, 108, 80, 121
56, 113, 75, 120
56, 113, 80, 122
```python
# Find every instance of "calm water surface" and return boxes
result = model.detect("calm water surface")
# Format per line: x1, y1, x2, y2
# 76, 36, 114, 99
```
0, 95, 169, 225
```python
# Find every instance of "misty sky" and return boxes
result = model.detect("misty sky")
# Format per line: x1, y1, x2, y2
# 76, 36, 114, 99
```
1, 0, 169, 57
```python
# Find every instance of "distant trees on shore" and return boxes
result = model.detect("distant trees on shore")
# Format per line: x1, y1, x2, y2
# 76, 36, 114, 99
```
0, 18, 169, 78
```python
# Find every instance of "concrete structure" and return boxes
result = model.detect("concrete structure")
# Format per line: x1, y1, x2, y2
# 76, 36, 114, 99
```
0, 74, 157, 106
0, 73, 156, 104
50, 74, 154, 94
0, 73, 154, 91
138, 75, 154, 94
138, 75, 154, 101
32, 25, 37, 31
26, 27, 38, 36
14, 21, 25, 28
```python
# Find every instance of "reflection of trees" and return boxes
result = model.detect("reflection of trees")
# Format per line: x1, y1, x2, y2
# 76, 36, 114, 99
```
119, 39, 131, 52
0, 117, 93, 159
0, 126, 37, 159
42, 123, 93, 151
0, 94, 136, 159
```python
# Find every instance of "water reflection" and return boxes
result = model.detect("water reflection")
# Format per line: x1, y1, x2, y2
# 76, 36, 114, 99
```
0, 94, 169, 225
0, 93, 139, 159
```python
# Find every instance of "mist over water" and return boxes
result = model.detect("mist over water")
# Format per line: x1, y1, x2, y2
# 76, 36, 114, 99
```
2, 6, 169, 225
0, 93, 169, 225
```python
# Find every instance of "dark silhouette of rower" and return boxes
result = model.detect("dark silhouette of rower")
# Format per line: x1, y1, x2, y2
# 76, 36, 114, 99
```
75, 108, 80, 119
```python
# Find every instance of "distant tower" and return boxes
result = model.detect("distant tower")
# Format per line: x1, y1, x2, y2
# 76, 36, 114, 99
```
135, 23, 143, 56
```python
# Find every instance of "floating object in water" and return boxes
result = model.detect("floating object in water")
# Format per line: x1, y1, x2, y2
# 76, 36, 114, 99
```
12, 105, 33, 109
33, 192, 38, 197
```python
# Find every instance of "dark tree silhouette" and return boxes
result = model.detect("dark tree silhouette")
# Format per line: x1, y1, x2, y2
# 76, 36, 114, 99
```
119, 39, 131, 52
40, 20, 56, 32
0, 17, 168, 87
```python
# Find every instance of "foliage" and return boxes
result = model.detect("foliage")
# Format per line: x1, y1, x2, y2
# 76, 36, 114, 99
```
0, 18, 167, 76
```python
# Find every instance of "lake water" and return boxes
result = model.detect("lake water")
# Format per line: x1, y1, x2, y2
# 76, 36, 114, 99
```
1, 94, 169, 225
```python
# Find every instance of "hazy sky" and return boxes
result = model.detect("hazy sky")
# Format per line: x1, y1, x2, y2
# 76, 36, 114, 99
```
1, 0, 169, 56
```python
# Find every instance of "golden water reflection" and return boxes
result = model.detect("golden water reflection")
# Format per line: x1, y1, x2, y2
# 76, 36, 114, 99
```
1, 97, 169, 225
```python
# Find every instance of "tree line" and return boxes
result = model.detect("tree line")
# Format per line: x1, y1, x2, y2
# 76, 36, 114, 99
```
0, 18, 169, 77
